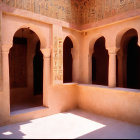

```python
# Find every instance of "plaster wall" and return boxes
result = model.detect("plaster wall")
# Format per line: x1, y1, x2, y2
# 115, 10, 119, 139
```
0, 11, 79, 126
79, 16, 140, 84
1, 14, 50, 48
77, 84, 140, 124
0, 84, 78, 126
1, 2, 140, 126
76, 16, 140, 125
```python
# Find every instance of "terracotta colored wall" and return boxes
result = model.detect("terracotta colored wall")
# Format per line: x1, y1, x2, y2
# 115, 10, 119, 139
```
78, 84, 140, 124
0, 0, 81, 25
0, 13, 79, 126
1, 0, 140, 25
79, 0, 140, 25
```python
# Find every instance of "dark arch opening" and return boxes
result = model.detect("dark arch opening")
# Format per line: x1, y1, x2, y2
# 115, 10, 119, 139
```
9, 28, 43, 112
117, 29, 140, 89
63, 37, 73, 83
33, 41, 43, 95
126, 36, 140, 89
92, 37, 109, 86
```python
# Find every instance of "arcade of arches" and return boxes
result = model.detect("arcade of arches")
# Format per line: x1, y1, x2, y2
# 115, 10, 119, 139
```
1, 3, 140, 126
9, 28, 140, 113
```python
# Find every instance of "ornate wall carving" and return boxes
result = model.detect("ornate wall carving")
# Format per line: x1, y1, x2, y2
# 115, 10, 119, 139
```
52, 36, 63, 85
0, 0, 139, 25
0, 0, 81, 25
79, 0, 140, 24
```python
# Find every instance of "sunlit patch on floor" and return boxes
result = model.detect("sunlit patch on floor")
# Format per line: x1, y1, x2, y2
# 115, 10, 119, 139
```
18, 112, 106, 139
2, 131, 13, 136
0, 109, 140, 139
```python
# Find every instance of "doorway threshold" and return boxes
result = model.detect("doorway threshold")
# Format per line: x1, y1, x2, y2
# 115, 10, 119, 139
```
10, 106, 47, 116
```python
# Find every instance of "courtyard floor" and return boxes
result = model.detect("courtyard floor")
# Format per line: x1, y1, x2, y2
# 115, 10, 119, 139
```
0, 109, 140, 139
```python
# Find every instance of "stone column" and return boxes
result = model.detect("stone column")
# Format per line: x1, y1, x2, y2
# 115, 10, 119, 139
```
71, 48, 79, 83
2, 44, 12, 116
2, 45, 11, 93
41, 48, 51, 107
117, 52, 123, 87
108, 49, 118, 87
88, 47, 94, 84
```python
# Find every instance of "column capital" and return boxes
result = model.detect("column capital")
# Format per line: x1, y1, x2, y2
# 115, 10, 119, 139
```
107, 47, 119, 55
1, 44, 12, 53
41, 48, 51, 58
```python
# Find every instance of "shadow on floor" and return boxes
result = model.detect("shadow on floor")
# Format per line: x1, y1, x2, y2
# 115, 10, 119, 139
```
10, 95, 43, 112
0, 109, 140, 139
69, 110, 140, 139
0, 121, 31, 139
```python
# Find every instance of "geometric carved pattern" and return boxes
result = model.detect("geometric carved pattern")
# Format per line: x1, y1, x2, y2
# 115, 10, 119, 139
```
0, 0, 139, 25
79, 0, 138, 24
52, 36, 63, 85
0, 0, 80, 25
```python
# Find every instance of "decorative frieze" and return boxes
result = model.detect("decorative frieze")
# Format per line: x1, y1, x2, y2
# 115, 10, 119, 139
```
0, 0, 81, 25
0, 0, 139, 25
52, 36, 63, 85
79, 0, 139, 24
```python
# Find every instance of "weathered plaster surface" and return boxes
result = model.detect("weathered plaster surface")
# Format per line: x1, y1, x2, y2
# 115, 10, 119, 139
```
79, 0, 140, 24
0, 0, 81, 25
1, 0, 140, 26
78, 84, 140, 124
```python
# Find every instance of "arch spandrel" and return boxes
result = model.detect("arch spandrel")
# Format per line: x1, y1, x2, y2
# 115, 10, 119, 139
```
2, 24, 47, 51
63, 34, 79, 53
116, 27, 139, 50
88, 33, 105, 56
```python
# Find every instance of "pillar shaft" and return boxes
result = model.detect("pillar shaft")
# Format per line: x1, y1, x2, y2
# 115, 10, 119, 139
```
41, 48, 51, 107
2, 51, 10, 93
43, 56, 51, 107
117, 54, 123, 87
1, 46, 11, 117
108, 53, 117, 87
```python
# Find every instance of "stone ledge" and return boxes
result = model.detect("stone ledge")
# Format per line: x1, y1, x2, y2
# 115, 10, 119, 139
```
78, 84, 140, 93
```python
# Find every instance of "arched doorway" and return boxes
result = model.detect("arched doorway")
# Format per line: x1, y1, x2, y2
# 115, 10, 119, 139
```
63, 37, 73, 83
117, 29, 140, 89
92, 37, 109, 86
9, 28, 43, 112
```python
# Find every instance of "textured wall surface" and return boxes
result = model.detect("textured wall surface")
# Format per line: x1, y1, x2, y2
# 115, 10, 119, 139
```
0, 0, 140, 24
0, 0, 81, 25
79, 0, 140, 24
0, 0, 140, 25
